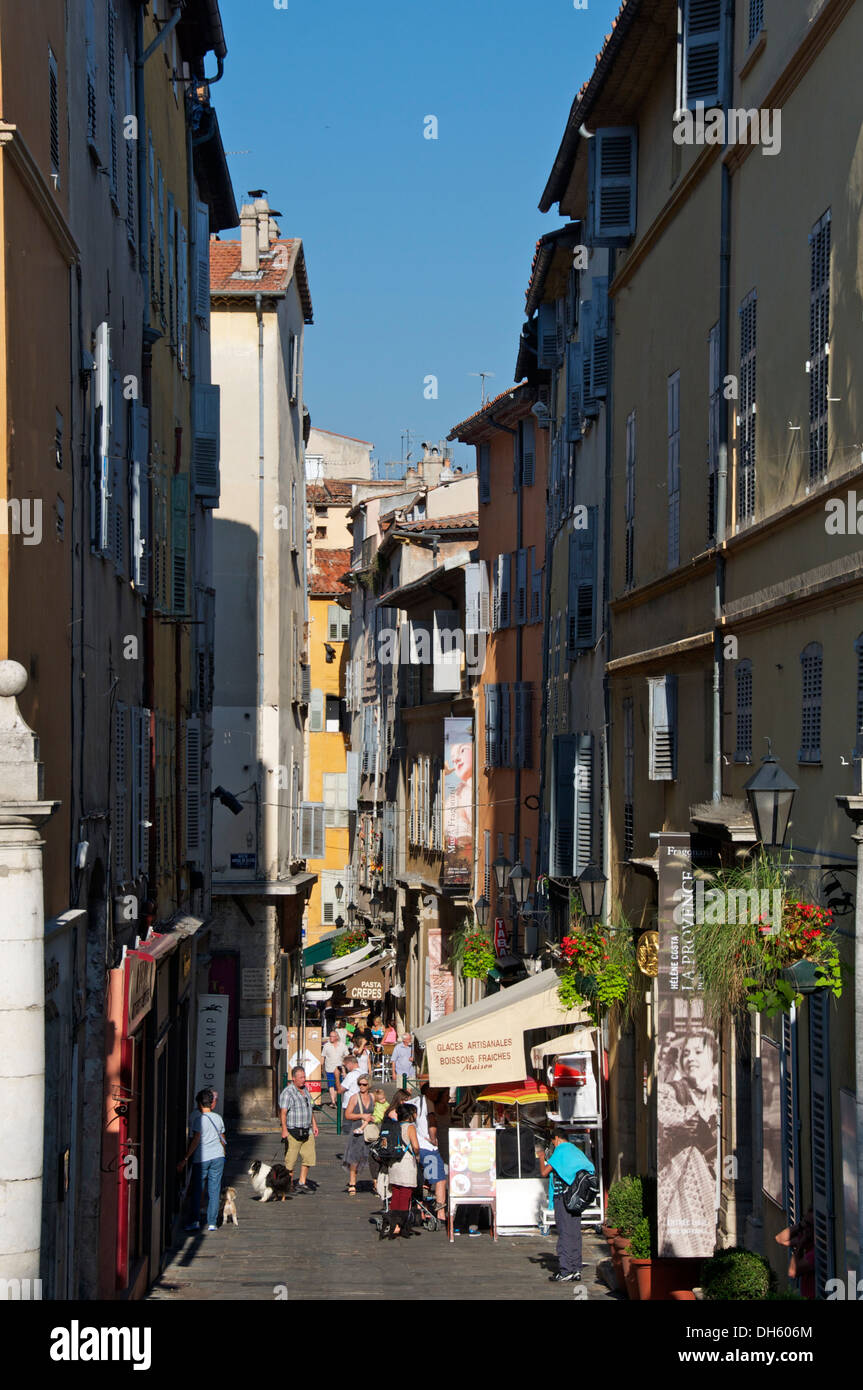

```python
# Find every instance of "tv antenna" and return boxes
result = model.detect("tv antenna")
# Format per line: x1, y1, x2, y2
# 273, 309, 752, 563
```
469, 371, 495, 406
401, 427, 414, 463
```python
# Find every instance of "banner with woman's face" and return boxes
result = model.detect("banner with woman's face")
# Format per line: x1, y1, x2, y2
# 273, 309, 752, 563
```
443, 718, 473, 887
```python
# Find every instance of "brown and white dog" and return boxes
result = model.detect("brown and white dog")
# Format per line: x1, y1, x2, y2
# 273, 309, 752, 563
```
220, 1186, 239, 1225
248, 1159, 292, 1201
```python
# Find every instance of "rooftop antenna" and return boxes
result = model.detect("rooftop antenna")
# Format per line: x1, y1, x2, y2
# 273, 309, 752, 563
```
469, 371, 495, 406
401, 427, 414, 463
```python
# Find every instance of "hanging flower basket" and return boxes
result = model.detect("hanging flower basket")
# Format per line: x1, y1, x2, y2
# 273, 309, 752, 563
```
555, 909, 636, 1023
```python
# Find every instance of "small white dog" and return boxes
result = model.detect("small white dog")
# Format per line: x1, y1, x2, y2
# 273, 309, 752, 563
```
220, 1186, 239, 1225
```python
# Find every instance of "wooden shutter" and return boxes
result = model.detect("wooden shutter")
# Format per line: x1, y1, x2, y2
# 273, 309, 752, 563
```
479, 561, 490, 632
566, 342, 583, 442
537, 302, 558, 368
551, 735, 576, 875
167, 191, 176, 346
157, 164, 165, 321
799, 642, 823, 763
485, 684, 500, 768
301, 803, 324, 859
521, 417, 536, 486
530, 556, 542, 625
498, 554, 511, 628
433, 611, 461, 693
113, 701, 128, 880
194, 201, 211, 320
130, 403, 149, 592
106, 1, 118, 199
500, 683, 511, 766
123, 53, 135, 242
185, 716, 202, 864
478, 442, 491, 503
738, 293, 757, 523
809, 991, 835, 1296
780, 1010, 800, 1225
85, 0, 98, 150
346, 751, 359, 811
171, 473, 189, 613
581, 300, 597, 416
514, 682, 533, 769
515, 549, 528, 626
680, 0, 727, 110
177, 215, 189, 374
588, 127, 638, 243
93, 322, 111, 553
49, 47, 60, 180
309, 688, 324, 733
464, 564, 481, 635
568, 509, 597, 655
574, 732, 594, 875
111, 375, 126, 576
649, 675, 678, 780
512, 432, 520, 492
735, 659, 753, 763
132, 707, 151, 877
591, 277, 609, 397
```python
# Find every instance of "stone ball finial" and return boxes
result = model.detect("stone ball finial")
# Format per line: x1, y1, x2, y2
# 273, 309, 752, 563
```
0, 659, 28, 697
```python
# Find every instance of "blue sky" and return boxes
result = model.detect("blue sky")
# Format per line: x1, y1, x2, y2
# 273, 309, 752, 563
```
215, 0, 621, 471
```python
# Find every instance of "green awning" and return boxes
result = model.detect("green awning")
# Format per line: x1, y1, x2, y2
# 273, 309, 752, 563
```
302, 932, 341, 966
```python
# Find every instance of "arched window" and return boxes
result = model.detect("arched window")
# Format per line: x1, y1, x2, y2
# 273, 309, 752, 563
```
799, 643, 823, 763
735, 659, 753, 763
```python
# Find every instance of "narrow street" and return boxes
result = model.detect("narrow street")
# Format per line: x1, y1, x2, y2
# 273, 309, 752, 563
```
148, 1122, 617, 1303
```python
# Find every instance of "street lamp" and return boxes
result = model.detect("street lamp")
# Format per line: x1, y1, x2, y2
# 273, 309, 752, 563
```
509, 862, 531, 908
744, 740, 798, 850
334, 880, 344, 903
347, 900, 357, 927
577, 863, 607, 921
474, 895, 490, 928
370, 891, 382, 924
492, 854, 511, 893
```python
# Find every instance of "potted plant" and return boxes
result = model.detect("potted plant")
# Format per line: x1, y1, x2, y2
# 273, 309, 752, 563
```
701, 1248, 776, 1301
556, 903, 638, 1025
320, 928, 375, 975
450, 920, 496, 982
604, 1176, 643, 1293
629, 1217, 653, 1300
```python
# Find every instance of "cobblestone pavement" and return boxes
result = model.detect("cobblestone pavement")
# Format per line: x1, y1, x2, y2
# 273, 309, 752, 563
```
147, 1120, 620, 1303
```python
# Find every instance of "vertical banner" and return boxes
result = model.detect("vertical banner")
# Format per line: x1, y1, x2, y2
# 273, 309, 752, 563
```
427, 927, 454, 1022
287, 1026, 323, 1105
656, 832, 719, 1258
194, 994, 230, 1107
444, 717, 473, 887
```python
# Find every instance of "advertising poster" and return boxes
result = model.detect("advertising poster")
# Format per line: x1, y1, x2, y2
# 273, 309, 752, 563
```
194, 994, 230, 1105
427, 928, 454, 1022
443, 717, 473, 887
287, 1025, 323, 1103
656, 833, 719, 1258
448, 1128, 497, 1203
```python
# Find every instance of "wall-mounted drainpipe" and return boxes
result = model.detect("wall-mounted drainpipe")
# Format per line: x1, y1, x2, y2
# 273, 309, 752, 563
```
713, 0, 735, 804
488, 415, 522, 937
256, 293, 265, 866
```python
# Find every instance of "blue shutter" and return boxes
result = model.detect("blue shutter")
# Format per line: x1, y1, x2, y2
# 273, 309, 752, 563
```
497, 553, 511, 628
581, 301, 597, 416
521, 417, 536, 486
649, 674, 678, 780
500, 683, 511, 766
514, 683, 533, 769
552, 735, 576, 876
588, 127, 638, 244
680, 0, 728, 110
566, 342, 583, 442
515, 548, 528, 626
591, 277, 610, 397
809, 992, 835, 1297
780, 1011, 799, 1225
485, 684, 500, 767
568, 508, 597, 655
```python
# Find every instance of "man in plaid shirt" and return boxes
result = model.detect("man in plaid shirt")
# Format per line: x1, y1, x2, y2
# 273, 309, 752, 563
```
279, 1067, 319, 1192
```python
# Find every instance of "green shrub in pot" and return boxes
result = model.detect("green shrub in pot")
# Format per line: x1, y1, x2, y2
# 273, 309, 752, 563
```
629, 1217, 652, 1260
701, 1248, 776, 1301
605, 1175, 643, 1238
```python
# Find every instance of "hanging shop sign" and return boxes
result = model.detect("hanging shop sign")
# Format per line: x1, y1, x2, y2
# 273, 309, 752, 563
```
123, 952, 155, 1036
346, 966, 387, 1004
494, 918, 508, 956
443, 718, 473, 887
194, 994, 230, 1104
655, 832, 719, 1259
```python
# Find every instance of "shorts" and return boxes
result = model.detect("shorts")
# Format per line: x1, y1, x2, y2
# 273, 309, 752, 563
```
421, 1149, 447, 1184
326, 1071, 336, 1089
284, 1132, 316, 1171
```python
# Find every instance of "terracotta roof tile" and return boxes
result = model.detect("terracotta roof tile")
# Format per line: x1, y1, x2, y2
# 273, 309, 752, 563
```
209, 237, 313, 321
394, 513, 478, 533
309, 548, 352, 597
306, 480, 354, 506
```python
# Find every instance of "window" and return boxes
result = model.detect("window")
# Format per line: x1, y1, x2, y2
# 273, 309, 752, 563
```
110, 372, 125, 575
735, 659, 753, 762
321, 870, 349, 926
567, 509, 598, 656
587, 128, 638, 244
799, 642, 823, 763
738, 293, 757, 523
465, 562, 490, 636
484, 684, 501, 768
328, 604, 349, 641
808, 211, 831, 484
478, 443, 491, 503
113, 701, 129, 881
300, 803, 325, 859
855, 635, 863, 756
678, 0, 729, 111
551, 735, 576, 875
667, 372, 680, 569
748, 0, 764, 47
130, 400, 150, 593
433, 611, 462, 694
707, 324, 720, 538
530, 552, 543, 624
49, 47, 60, 184
809, 991, 836, 1296
625, 410, 636, 588
132, 707, 151, 877
185, 716, 201, 866
514, 549, 528, 626
623, 697, 634, 858
492, 553, 511, 630
325, 695, 342, 733
323, 773, 349, 827
648, 674, 678, 780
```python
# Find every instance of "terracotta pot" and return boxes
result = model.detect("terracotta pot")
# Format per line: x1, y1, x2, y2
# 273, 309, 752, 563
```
610, 1234, 631, 1295
670, 1290, 696, 1301
632, 1257, 652, 1301
601, 1223, 619, 1248
624, 1260, 640, 1301
649, 1257, 702, 1301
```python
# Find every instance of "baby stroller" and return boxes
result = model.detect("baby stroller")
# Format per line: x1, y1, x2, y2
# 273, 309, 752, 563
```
370, 1168, 440, 1234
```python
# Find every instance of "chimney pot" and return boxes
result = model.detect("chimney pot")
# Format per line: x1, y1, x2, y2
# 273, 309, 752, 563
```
239, 201, 259, 273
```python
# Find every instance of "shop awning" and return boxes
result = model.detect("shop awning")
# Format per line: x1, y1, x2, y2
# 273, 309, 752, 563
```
320, 951, 388, 987
529, 1028, 596, 1066
476, 1079, 554, 1105
414, 969, 590, 1087
302, 932, 342, 967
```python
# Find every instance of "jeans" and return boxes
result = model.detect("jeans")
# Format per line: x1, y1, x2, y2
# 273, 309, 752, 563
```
191, 1157, 225, 1228
553, 1194, 583, 1276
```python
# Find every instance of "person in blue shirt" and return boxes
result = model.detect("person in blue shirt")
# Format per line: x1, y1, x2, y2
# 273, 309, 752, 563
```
537, 1133, 594, 1282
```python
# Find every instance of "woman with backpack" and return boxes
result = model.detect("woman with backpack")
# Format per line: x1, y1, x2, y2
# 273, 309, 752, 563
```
378, 1102, 421, 1240
536, 1133, 595, 1283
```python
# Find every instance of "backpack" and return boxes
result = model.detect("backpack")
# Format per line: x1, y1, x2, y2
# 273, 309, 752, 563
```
369, 1118, 409, 1168
562, 1166, 599, 1216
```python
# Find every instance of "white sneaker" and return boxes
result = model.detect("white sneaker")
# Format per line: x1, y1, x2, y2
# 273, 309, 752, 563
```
207, 1224, 217, 1231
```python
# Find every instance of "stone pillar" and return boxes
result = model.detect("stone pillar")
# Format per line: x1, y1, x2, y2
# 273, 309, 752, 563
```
0, 661, 58, 1280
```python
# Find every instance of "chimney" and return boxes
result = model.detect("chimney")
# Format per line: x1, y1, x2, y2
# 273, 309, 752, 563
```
254, 196, 271, 254
239, 201, 258, 272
